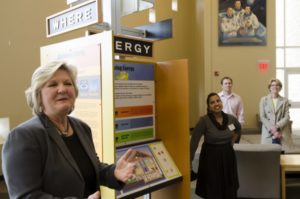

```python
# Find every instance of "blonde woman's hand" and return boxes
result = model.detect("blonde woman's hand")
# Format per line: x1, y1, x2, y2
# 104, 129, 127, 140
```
270, 126, 278, 134
114, 149, 137, 182
273, 131, 283, 139
87, 191, 100, 199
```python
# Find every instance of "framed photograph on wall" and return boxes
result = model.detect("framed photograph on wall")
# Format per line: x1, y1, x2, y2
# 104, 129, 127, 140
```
218, 0, 266, 46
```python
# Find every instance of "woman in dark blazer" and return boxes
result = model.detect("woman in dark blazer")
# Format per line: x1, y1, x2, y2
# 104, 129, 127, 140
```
2, 62, 136, 199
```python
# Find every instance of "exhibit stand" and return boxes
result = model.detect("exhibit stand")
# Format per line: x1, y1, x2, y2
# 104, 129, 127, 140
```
40, 31, 190, 199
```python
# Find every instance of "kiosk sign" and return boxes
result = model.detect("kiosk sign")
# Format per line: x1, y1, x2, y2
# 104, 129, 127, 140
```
114, 36, 153, 57
46, 0, 101, 37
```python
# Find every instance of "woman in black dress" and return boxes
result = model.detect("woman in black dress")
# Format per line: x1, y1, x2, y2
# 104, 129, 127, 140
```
190, 92, 241, 199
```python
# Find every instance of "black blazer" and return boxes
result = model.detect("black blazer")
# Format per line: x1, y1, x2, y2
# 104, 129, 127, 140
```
2, 114, 123, 199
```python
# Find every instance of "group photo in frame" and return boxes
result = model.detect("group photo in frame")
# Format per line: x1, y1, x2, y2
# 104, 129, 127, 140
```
218, 0, 267, 46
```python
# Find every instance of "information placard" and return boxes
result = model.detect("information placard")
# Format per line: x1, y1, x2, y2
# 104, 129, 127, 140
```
114, 61, 155, 145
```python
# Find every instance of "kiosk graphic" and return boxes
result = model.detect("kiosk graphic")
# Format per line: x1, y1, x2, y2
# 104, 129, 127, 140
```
116, 141, 182, 198
116, 144, 165, 196
116, 71, 129, 80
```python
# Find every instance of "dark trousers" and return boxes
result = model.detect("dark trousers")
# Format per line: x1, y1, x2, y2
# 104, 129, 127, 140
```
272, 138, 281, 144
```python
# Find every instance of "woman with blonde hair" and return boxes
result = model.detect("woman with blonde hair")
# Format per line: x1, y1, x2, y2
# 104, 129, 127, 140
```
2, 61, 137, 199
259, 78, 293, 151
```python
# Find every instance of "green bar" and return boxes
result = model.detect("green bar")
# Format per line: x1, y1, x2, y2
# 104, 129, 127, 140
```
115, 128, 154, 144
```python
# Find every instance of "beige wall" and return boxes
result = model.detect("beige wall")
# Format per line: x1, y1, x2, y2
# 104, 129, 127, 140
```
0, 2, 89, 128
199, 0, 275, 128
121, 0, 200, 126
0, 0, 276, 129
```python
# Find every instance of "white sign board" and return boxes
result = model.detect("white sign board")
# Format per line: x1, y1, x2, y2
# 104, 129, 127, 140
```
46, 0, 101, 37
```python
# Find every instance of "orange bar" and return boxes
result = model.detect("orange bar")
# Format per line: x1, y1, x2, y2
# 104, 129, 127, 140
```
115, 105, 153, 118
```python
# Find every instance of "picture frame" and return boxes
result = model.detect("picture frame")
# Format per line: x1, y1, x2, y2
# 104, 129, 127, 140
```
218, 0, 267, 46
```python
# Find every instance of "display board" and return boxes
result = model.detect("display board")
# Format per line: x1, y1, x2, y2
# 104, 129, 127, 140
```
114, 61, 156, 146
116, 141, 182, 199
39, 32, 189, 199
40, 33, 104, 158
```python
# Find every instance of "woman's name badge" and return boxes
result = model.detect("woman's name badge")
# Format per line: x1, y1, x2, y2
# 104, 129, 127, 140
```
228, 124, 236, 131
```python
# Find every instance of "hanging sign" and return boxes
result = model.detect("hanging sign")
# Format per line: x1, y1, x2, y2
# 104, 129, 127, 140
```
114, 35, 153, 57
46, 0, 101, 37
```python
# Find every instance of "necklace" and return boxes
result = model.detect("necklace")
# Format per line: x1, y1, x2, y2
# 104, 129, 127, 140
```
44, 114, 70, 137
54, 120, 69, 137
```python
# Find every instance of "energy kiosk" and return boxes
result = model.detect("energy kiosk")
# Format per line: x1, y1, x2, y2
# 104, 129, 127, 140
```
40, 31, 190, 199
